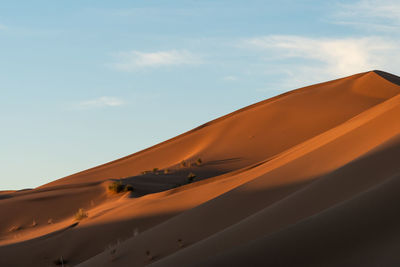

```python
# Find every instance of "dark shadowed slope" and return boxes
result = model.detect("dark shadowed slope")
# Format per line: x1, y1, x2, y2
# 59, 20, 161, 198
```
2, 71, 400, 267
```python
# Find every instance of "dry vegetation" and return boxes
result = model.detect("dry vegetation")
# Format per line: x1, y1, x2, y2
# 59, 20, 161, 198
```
74, 208, 88, 221
187, 172, 196, 183
108, 181, 134, 194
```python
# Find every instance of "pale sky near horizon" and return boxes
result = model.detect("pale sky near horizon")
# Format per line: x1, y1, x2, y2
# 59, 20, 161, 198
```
1, 0, 400, 190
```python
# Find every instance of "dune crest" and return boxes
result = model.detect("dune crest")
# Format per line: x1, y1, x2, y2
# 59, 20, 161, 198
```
1, 70, 400, 266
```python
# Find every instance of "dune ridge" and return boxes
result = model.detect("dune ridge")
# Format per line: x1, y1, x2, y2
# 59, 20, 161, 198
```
1, 70, 400, 266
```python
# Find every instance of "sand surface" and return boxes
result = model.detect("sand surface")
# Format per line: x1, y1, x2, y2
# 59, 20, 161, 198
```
1, 70, 400, 266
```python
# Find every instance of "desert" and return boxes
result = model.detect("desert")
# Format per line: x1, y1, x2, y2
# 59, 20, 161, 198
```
2, 70, 400, 266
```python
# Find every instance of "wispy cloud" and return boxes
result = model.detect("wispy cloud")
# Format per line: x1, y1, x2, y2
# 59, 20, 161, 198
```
109, 50, 201, 71
332, 0, 400, 31
242, 35, 400, 88
223, 75, 238, 81
76, 96, 124, 109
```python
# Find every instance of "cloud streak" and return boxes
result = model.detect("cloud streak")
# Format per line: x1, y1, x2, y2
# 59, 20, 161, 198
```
76, 96, 124, 109
223, 75, 238, 81
242, 35, 400, 88
110, 50, 200, 71
333, 0, 400, 31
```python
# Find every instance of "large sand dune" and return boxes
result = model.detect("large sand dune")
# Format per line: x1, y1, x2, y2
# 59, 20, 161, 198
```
1, 70, 400, 266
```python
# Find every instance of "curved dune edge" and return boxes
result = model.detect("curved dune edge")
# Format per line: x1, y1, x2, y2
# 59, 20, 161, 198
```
1, 70, 400, 266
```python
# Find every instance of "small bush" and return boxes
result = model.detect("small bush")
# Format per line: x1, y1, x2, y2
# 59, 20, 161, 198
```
187, 172, 196, 183
133, 227, 139, 236
108, 181, 134, 194
8, 225, 21, 232
177, 238, 184, 248
107, 242, 119, 262
146, 250, 154, 261
196, 158, 203, 166
75, 208, 88, 221
53, 256, 67, 266
153, 168, 159, 173
164, 169, 169, 174
180, 160, 187, 168
125, 184, 134, 192
108, 181, 125, 193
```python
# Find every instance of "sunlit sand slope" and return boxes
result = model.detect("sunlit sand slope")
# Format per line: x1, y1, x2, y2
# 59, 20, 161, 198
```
1, 70, 400, 267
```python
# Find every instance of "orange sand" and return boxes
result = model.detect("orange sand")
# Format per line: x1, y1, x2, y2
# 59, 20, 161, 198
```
1, 70, 400, 266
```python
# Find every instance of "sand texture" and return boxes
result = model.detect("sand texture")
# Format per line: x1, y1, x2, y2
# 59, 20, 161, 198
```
1, 70, 400, 266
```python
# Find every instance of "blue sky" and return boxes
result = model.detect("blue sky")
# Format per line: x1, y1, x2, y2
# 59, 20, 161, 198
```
1, 0, 400, 190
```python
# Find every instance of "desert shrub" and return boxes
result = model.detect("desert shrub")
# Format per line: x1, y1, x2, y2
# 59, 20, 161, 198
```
53, 256, 67, 266
133, 227, 139, 236
74, 208, 88, 221
125, 184, 134, 192
8, 225, 21, 232
146, 250, 154, 261
153, 168, 159, 173
164, 169, 169, 174
108, 181, 134, 194
107, 242, 119, 262
196, 158, 203, 166
187, 172, 196, 183
108, 181, 125, 193
180, 160, 187, 168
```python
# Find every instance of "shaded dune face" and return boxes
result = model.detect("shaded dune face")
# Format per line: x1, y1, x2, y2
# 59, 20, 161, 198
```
1, 70, 400, 267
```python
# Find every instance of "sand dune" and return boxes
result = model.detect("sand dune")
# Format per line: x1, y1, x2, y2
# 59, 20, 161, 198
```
1, 70, 400, 266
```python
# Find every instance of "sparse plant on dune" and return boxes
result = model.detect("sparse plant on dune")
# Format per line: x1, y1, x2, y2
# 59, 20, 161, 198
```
146, 250, 154, 261
133, 227, 139, 237
187, 172, 196, 183
177, 238, 184, 248
181, 158, 203, 168
141, 170, 151, 175
107, 240, 120, 262
8, 225, 21, 232
53, 256, 66, 266
108, 181, 125, 193
74, 208, 88, 221
108, 244, 117, 262
196, 158, 203, 166
180, 160, 187, 168
109, 248, 117, 261
164, 169, 169, 174
153, 167, 159, 173
125, 184, 134, 192
108, 181, 134, 193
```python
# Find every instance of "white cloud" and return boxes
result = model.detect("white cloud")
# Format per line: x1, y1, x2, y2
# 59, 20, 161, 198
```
333, 0, 400, 31
76, 96, 124, 109
223, 75, 238, 81
243, 35, 399, 87
338, 0, 400, 21
110, 50, 200, 71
